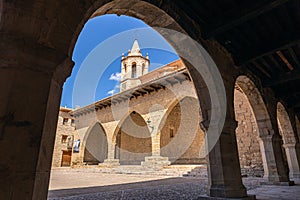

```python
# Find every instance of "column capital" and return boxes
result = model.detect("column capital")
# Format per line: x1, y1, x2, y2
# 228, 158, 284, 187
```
223, 117, 238, 133
283, 143, 296, 148
200, 118, 238, 134
52, 57, 74, 85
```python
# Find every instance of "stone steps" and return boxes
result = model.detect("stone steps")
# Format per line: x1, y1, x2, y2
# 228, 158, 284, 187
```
70, 164, 207, 177
182, 165, 208, 177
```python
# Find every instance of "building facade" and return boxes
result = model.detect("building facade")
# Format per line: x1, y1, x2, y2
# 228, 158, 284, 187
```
52, 40, 273, 177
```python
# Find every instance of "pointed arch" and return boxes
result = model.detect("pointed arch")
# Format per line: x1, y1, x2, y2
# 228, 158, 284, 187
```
113, 111, 152, 165
83, 121, 108, 165
159, 96, 205, 164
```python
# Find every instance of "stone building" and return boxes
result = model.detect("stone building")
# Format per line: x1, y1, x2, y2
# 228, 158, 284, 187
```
67, 40, 268, 177
51, 107, 76, 167
71, 40, 206, 167
2, 1, 300, 199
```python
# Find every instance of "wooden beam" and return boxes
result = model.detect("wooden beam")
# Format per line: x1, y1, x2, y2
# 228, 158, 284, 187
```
251, 61, 271, 78
276, 50, 294, 71
288, 47, 300, 68
204, 0, 290, 38
263, 70, 300, 86
238, 38, 300, 65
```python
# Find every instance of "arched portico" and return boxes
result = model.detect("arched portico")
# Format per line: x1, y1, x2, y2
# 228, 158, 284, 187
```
0, 0, 258, 199
235, 75, 290, 183
277, 102, 300, 179
234, 85, 264, 177
82, 122, 108, 165
159, 96, 205, 164
112, 111, 152, 165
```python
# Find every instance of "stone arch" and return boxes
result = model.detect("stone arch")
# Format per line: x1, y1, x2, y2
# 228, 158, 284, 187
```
0, 0, 249, 199
159, 96, 205, 164
113, 111, 152, 165
277, 102, 300, 179
235, 75, 273, 137
68, 0, 213, 125
234, 81, 263, 177
234, 75, 275, 178
277, 102, 297, 144
82, 122, 108, 165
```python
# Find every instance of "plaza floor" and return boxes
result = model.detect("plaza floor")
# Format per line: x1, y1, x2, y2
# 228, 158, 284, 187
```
48, 167, 300, 200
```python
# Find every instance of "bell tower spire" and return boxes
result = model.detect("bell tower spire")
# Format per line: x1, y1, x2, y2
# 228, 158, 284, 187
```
120, 39, 150, 91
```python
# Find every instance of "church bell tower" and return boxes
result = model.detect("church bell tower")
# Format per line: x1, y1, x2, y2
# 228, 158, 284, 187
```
120, 39, 150, 91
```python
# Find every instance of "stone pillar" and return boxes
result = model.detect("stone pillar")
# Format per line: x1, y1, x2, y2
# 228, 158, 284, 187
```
151, 131, 161, 156
202, 118, 254, 199
258, 135, 282, 183
272, 134, 293, 185
102, 141, 120, 166
283, 143, 300, 179
142, 131, 171, 167
0, 43, 73, 200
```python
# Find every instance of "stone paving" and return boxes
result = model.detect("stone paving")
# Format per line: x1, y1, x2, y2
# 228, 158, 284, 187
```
48, 167, 300, 200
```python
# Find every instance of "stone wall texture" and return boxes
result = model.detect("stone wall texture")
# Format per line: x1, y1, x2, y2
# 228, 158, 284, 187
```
51, 110, 76, 167
234, 88, 263, 176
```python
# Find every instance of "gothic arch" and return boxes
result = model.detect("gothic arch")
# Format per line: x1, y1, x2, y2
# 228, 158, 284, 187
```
159, 96, 205, 164
83, 122, 108, 165
113, 111, 152, 165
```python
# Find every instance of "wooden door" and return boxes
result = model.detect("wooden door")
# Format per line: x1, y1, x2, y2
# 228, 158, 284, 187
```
61, 150, 72, 167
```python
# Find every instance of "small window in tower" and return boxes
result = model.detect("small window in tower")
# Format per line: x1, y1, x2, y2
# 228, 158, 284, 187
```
170, 128, 174, 138
132, 62, 137, 78
124, 64, 127, 73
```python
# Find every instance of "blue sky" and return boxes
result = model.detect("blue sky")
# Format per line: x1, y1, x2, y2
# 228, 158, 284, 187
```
61, 14, 179, 108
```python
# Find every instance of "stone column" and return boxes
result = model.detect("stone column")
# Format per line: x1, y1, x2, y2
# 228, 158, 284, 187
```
202, 118, 253, 199
283, 143, 300, 179
258, 135, 282, 183
272, 134, 292, 185
0, 40, 73, 200
102, 141, 120, 166
141, 111, 170, 167
141, 131, 171, 167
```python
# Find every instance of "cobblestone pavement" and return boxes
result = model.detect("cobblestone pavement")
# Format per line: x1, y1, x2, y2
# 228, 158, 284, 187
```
48, 168, 300, 200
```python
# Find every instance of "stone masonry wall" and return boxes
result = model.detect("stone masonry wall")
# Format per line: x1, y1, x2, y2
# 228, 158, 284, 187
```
234, 88, 263, 176
51, 110, 76, 167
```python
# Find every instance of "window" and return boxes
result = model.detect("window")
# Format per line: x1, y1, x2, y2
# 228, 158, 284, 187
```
170, 128, 174, 138
71, 119, 75, 126
124, 64, 127, 73
132, 62, 137, 78
61, 135, 68, 143
63, 118, 68, 125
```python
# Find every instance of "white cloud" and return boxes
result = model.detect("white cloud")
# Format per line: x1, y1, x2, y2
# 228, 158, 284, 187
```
107, 84, 120, 96
107, 90, 115, 95
109, 72, 122, 81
